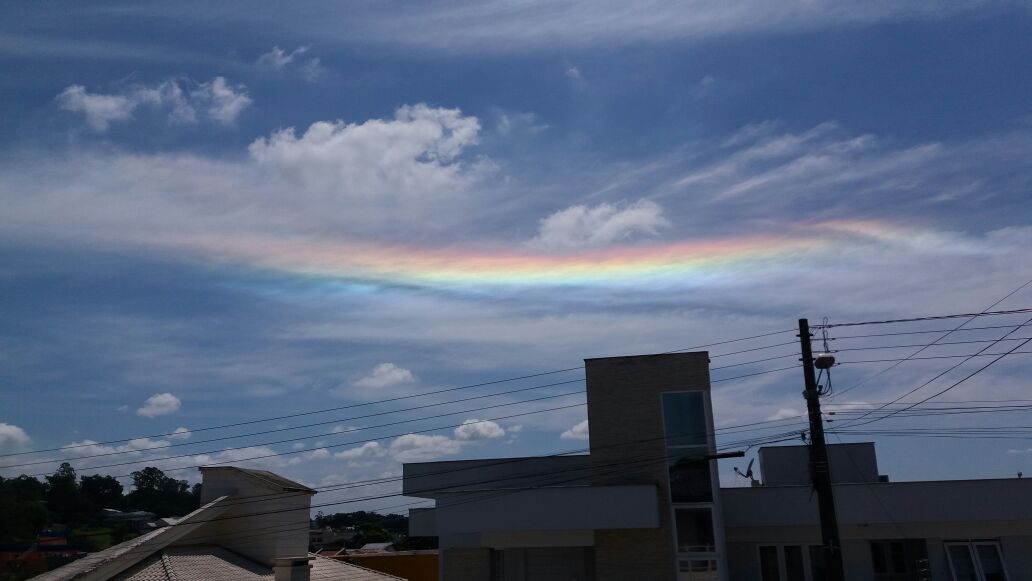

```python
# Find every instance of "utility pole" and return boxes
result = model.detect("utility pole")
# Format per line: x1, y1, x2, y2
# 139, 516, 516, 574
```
798, 318, 845, 581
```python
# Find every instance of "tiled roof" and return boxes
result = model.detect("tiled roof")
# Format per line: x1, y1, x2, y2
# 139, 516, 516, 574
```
115, 547, 272, 581
111, 548, 402, 581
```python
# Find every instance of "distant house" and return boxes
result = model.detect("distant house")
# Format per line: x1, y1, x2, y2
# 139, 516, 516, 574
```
355, 543, 395, 553
309, 526, 355, 548
31, 467, 405, 581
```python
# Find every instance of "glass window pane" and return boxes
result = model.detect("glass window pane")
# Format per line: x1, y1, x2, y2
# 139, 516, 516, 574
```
947, 545, 978, 581
760, 546, 780, 581
784, 546, 805, 581
870, 542, 888, 574
809, 546, 827, 581
975, 544, 1007, 581
669, 452, 713, 502
675, 508, 715, 553
663, 392, 708, 447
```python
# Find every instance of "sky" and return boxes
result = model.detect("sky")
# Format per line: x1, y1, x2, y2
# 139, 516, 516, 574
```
2, 1, 1032, 514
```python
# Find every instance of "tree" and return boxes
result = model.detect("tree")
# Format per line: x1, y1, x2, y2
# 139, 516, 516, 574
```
124, 467, 198, 517
0, 475, 47, 542
44, 463, 79, 525
79, 474, 124, 523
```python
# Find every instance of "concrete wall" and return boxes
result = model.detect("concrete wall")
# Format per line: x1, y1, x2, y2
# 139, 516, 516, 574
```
187, 470, 312, 566
758, 443, 880, 486
585, 352, 717, 581
344, 553, 439, 581
440, 548, 491, 581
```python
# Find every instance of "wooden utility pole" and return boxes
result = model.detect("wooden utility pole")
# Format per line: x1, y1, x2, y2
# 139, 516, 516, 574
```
798, 318, 845, 581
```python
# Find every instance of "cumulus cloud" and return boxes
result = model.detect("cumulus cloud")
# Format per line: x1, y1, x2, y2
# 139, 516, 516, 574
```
454, 419, 506, 441
56, 77, 251, 131
560, 419, 589, 440
354, 363, 416, 390
256, 46, 324, 81
531, 200, 669, 250
389, 434, 462, 462
169, 427, 192, 440
0, 423, 32, 455
136, 393, 181, 417
334, 441, 385, 460
249, 104, 480, 196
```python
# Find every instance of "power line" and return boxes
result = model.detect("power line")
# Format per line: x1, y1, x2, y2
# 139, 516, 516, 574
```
4, 328, 796, 459
816, 307, 1032, 328
8, 353, 805, 469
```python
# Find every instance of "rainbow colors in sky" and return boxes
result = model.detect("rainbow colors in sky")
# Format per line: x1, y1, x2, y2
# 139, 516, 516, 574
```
194, 220, 906, 290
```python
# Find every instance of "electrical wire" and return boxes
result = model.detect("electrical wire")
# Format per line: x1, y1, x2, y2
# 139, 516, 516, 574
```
3, 328, 796, 459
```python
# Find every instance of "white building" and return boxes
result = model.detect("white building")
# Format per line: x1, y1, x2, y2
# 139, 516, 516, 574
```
32, 467, 404, 581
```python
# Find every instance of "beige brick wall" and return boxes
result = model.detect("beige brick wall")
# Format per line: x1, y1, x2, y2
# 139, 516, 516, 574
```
585, 353, 713, 581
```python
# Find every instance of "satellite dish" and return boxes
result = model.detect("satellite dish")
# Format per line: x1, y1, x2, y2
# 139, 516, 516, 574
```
734, 458, 760, 487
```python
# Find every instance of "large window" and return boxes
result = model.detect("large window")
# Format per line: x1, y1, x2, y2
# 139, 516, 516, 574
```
945, 542, 1009, 581
759, 545, 821, 581
869, 540, 929, 581
678, 559, 718, 581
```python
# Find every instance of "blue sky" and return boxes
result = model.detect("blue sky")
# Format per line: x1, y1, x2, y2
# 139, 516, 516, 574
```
2, 1, 1032, 510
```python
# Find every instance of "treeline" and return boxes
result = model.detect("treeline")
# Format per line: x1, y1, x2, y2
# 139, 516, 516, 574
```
312, 511, 436, 550
0, 463, 200, 543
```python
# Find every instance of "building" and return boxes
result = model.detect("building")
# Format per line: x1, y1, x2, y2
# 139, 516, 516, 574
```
309, 526, 355, 549
32, 467, 405, 581
402, 352, 1032, 581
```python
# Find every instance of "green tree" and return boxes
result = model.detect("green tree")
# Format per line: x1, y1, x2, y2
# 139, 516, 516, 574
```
0, 475, 47, 542
124, 467, 198, 517
79, 474, 124, 523
44, 463, 79, 525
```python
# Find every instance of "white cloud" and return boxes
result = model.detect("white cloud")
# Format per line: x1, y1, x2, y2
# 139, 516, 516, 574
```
56, 77, 251, 131
766, 408, 801, 421
249, 104, 480, 198
531, 200, 669, 250
334, 441, 385, 460
169, 427, 192, 440
136, 392, 181, 417
56, 85, 133, 131
560, 419, 589, 440
348, 1, 1015, 50
1007, 449, 1032, 455
117, 405, 129, 413
256, 46, 325, 81
257, 45, 308, 69
565, 66, 582, 80
0, 423, 32, 455
454, 419, 506, 441
193, 77, 252, 125
332, 425, 361, 434
389, 434, 462, 462
354, 363, 416, 390
292, 442, 307, 450
496, 111, 548, 136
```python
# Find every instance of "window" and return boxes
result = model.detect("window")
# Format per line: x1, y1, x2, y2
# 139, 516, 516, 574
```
869, 540, 929, 581
945, 542, 1009, 581
669, 452, 714, 502
675, 508, 715, 553
758, 546, 821, 581
678, 559, 718, 581
663, 391, 708, 447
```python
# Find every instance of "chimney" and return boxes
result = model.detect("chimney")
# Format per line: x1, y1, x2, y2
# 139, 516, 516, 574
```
273, 556, 313, 581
